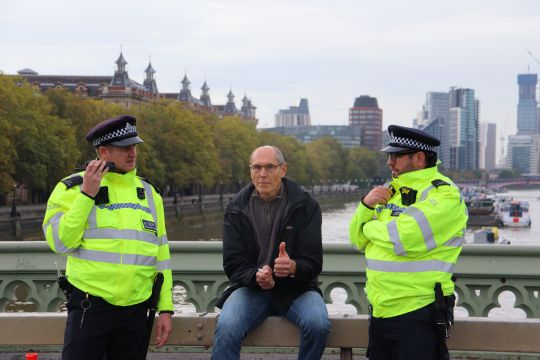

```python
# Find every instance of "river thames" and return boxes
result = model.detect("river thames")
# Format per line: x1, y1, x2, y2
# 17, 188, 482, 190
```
169, 188, 540, 245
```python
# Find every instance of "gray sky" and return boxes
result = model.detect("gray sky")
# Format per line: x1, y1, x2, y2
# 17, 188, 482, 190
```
1, 0, 540, 143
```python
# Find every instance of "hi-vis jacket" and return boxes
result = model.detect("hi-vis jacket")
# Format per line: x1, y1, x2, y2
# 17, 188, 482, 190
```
349, 166, 468, 318
43, 169, 173, 312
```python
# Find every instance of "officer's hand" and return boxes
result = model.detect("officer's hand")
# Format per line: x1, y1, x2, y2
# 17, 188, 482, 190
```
81, 160, 109, 198
274, 242, 296, 278
363, 186, 392, 208
256, 265, 275, 290
155, 312, 172, 348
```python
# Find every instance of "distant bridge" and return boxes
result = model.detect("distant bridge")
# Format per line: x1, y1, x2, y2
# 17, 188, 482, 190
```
456, 177, 540, 190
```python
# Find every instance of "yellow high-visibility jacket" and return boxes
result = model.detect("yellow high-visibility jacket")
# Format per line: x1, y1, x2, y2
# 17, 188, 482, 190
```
349, 166, 468, 318
43, 169, 173, 312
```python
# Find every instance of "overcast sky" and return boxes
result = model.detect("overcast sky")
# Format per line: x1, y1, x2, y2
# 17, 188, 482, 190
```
2, 1, 540, 146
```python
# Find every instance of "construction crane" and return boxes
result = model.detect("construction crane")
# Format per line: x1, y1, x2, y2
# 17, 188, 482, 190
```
524, 48, 540, 69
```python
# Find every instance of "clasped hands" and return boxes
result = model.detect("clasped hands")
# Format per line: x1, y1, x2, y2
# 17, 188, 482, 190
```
256, 242, 296, 290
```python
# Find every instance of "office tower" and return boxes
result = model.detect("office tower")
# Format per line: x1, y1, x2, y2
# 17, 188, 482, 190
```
263, 125, 362, 148
517, 74, 538, 135
275, 98, 311, 127
448, 88, 479, 171
418, 92, 450, 167
507, 134, 540, 174
349, 95, 383, 151
479, 122, 497, 171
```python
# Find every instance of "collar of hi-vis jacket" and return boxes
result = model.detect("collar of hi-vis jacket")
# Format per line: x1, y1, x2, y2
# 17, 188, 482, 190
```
101, 167, 138, 185
390, 165, 439, 191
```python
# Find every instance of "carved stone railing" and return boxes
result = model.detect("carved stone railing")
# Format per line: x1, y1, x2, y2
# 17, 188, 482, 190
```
0, 241, 539, 318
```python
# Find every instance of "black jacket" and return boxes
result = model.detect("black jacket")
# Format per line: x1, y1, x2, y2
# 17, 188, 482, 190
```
216, 178, 323, 310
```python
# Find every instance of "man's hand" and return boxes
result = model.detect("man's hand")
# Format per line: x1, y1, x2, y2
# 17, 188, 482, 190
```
256, 265, 275, 290
363, 186, 392, 208
81, 160, 109, 197
274, 242, 296, 278
155, 312, 172, 348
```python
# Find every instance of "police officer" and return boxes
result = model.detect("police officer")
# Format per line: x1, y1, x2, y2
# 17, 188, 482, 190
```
349, 125, 468, 360
43, 115, 173, 360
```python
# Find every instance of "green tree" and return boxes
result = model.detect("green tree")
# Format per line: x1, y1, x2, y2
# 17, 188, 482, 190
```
346, 146, 388, 185
0, 112, 17, 200
498, 169, 521, 179
305, 137, 347, 184
45, 89, 125, 162
213, 117, 258, 187
0, 76, 79, 201
135, 100, 221, 191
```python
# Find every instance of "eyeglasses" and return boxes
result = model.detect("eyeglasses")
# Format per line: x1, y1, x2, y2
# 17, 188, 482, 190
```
387, 152, 417, 161
250, 163, 282, 174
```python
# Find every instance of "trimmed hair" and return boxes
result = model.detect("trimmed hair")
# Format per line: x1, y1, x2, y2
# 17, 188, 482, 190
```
424, 151, 438, 168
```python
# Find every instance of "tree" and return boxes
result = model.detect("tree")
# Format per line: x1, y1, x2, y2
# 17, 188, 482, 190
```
305, 137, 347, 184
0, 112, 16, 200
347, 147, 388, 184
134, 100, 221, 191
45, 88, 125, 162
498, 169, 520, 179
213, 117, 258, 187
0, 76, 79, 202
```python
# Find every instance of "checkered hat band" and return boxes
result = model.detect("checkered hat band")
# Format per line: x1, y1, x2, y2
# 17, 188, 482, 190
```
390, 135, 436, 152
93, 125, 137, 146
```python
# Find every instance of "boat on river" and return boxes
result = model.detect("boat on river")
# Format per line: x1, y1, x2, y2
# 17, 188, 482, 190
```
499, 200, 532, 228
464, 188, 500, 226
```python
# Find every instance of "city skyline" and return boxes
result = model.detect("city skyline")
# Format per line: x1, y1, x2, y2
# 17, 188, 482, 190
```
1, 0, 540, 141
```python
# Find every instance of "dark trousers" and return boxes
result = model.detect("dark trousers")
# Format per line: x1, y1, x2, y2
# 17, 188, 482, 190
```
62, 287, 149, 360
368, 303, 439, 360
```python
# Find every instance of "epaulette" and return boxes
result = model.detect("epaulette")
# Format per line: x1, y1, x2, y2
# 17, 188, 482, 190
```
138, 176, 162, 195
431, 179, 450, 189
61, 175, 83, 189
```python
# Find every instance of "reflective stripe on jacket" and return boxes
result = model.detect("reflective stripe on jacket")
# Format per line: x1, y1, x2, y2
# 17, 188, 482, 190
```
43, 169, 173, 312
349, 166, 468, 318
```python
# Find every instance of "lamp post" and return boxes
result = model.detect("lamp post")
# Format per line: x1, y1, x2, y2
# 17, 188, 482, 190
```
219, 181, 224, 202
10, 184, 18, 218
10, 184, 20, 240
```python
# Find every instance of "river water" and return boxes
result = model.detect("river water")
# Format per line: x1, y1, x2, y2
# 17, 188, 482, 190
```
169, 188, 540, 245
322, 188, 540, 245
172, 188, 540, 318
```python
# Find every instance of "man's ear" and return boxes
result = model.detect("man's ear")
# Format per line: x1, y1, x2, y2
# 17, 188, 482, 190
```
415, 151, 426, 168
97, 145, 108, 159
280, 162, 288, 178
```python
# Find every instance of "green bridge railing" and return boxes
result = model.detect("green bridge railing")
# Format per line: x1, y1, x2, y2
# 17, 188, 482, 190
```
0, 241, 539, 318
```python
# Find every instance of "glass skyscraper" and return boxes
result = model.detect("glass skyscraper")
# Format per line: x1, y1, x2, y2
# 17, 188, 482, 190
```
516, 74, 538, 135
448, 88, 479, 171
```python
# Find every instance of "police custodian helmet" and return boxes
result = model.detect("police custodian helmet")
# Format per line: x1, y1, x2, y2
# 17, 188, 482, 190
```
381, 125, 440, 154
86, 115, 144, 147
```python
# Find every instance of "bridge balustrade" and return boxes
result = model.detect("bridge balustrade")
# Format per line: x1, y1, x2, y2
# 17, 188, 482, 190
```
0, 241, 539, 318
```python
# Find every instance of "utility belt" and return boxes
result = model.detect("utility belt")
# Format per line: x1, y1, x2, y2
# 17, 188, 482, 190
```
56, 264, 163, 342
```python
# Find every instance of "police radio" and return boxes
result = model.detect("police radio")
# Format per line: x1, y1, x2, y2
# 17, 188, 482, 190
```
75, 161, 116, 172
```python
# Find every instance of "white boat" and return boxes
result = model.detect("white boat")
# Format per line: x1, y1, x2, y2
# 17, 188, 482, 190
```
499, 200, 532, 228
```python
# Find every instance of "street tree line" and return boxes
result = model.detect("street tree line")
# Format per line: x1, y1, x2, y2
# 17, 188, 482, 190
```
0, 75, 390, 204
